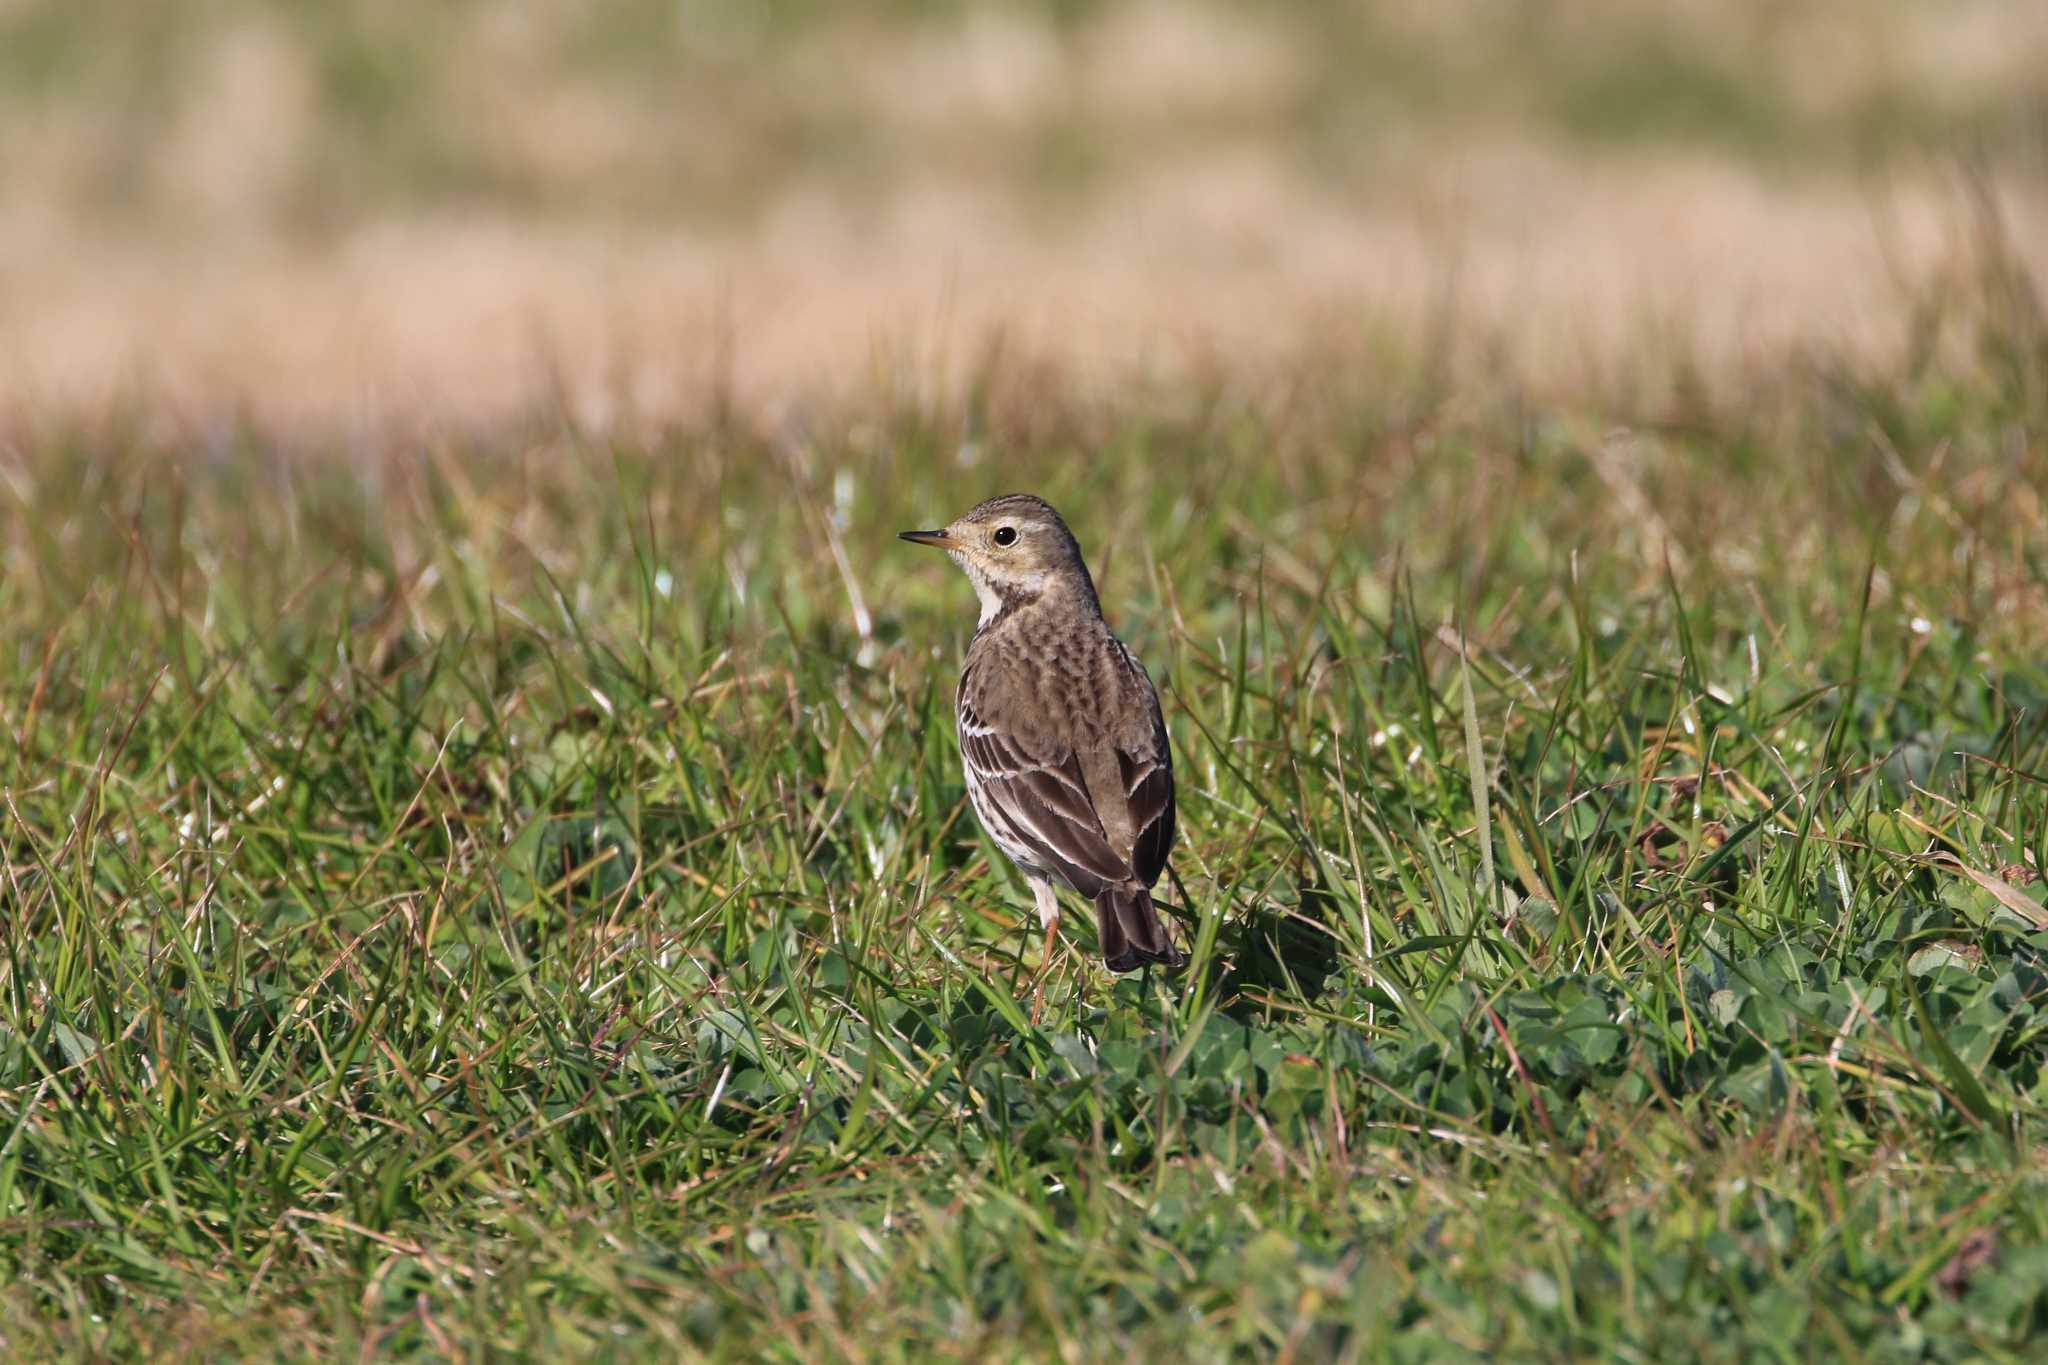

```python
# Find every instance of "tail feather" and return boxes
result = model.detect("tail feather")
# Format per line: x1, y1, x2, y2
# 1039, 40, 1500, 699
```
1093, 885, 1187, 973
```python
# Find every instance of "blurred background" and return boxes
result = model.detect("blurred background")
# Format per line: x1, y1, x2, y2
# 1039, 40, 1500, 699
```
1, 0, 2043, 433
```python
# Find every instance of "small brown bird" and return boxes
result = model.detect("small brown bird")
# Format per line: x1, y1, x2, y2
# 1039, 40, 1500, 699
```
900, 493, 1186, 979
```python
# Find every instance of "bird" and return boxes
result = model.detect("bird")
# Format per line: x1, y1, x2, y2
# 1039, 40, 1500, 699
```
899, 493, 1186, 987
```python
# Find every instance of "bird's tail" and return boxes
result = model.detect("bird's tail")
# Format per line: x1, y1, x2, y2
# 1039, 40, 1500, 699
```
1094, 885, 1187, 973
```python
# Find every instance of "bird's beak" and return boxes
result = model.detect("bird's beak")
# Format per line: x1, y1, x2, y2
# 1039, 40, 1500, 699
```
897, 529, 950, 547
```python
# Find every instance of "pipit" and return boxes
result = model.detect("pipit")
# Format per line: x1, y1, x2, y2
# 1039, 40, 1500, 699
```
900, 494, 1187, 987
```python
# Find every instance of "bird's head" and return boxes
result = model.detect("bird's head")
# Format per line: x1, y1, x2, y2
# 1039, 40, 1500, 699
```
899, 493, 1098, 624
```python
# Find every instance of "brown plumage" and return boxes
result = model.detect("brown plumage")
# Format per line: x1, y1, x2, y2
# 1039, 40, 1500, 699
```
900, 493, 1185, 974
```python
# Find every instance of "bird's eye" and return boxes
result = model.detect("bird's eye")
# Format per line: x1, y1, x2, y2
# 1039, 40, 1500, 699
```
993, 526, 1017, 547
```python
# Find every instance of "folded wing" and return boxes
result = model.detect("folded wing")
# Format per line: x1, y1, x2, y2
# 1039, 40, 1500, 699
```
958, 682, 1174, 896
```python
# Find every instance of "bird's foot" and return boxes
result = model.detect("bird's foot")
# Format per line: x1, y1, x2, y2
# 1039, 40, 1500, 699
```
1029, 917, 1059, 1025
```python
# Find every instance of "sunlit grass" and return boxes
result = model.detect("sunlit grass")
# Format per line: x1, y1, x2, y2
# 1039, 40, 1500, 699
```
1, 242, 2046, 1358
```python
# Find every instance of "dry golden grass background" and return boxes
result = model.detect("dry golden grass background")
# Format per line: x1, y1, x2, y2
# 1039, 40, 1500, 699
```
1, 0, 2043, 433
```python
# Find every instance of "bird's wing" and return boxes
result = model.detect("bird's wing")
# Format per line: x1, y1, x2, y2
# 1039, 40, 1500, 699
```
959, 695, 1129, 895
1117, 701, 1175, 888
1098, 641, 1175, 888
958, 648, 1176, 894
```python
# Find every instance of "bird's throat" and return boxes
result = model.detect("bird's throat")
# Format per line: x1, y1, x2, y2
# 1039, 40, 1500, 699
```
958, 557, 1011, 628
953, 554, 1101, 635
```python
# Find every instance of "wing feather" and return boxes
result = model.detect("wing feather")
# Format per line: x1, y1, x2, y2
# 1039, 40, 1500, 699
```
957, 635, 1177, 897
1118, 743, 1175, 889
962, 729, 1128, 890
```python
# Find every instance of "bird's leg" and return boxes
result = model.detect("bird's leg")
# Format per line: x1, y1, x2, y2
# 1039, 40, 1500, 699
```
1030, 880, 1061, 1024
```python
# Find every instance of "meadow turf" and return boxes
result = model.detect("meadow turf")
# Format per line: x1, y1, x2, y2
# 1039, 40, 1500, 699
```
3, 254, 2048, 1360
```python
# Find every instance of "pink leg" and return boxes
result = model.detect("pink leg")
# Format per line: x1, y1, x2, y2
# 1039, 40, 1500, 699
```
1030, 881, 1060, 1024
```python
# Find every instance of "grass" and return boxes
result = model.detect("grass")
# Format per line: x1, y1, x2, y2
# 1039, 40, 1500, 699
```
4, 1, 2043, 232
2, 238, 2047, 1360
